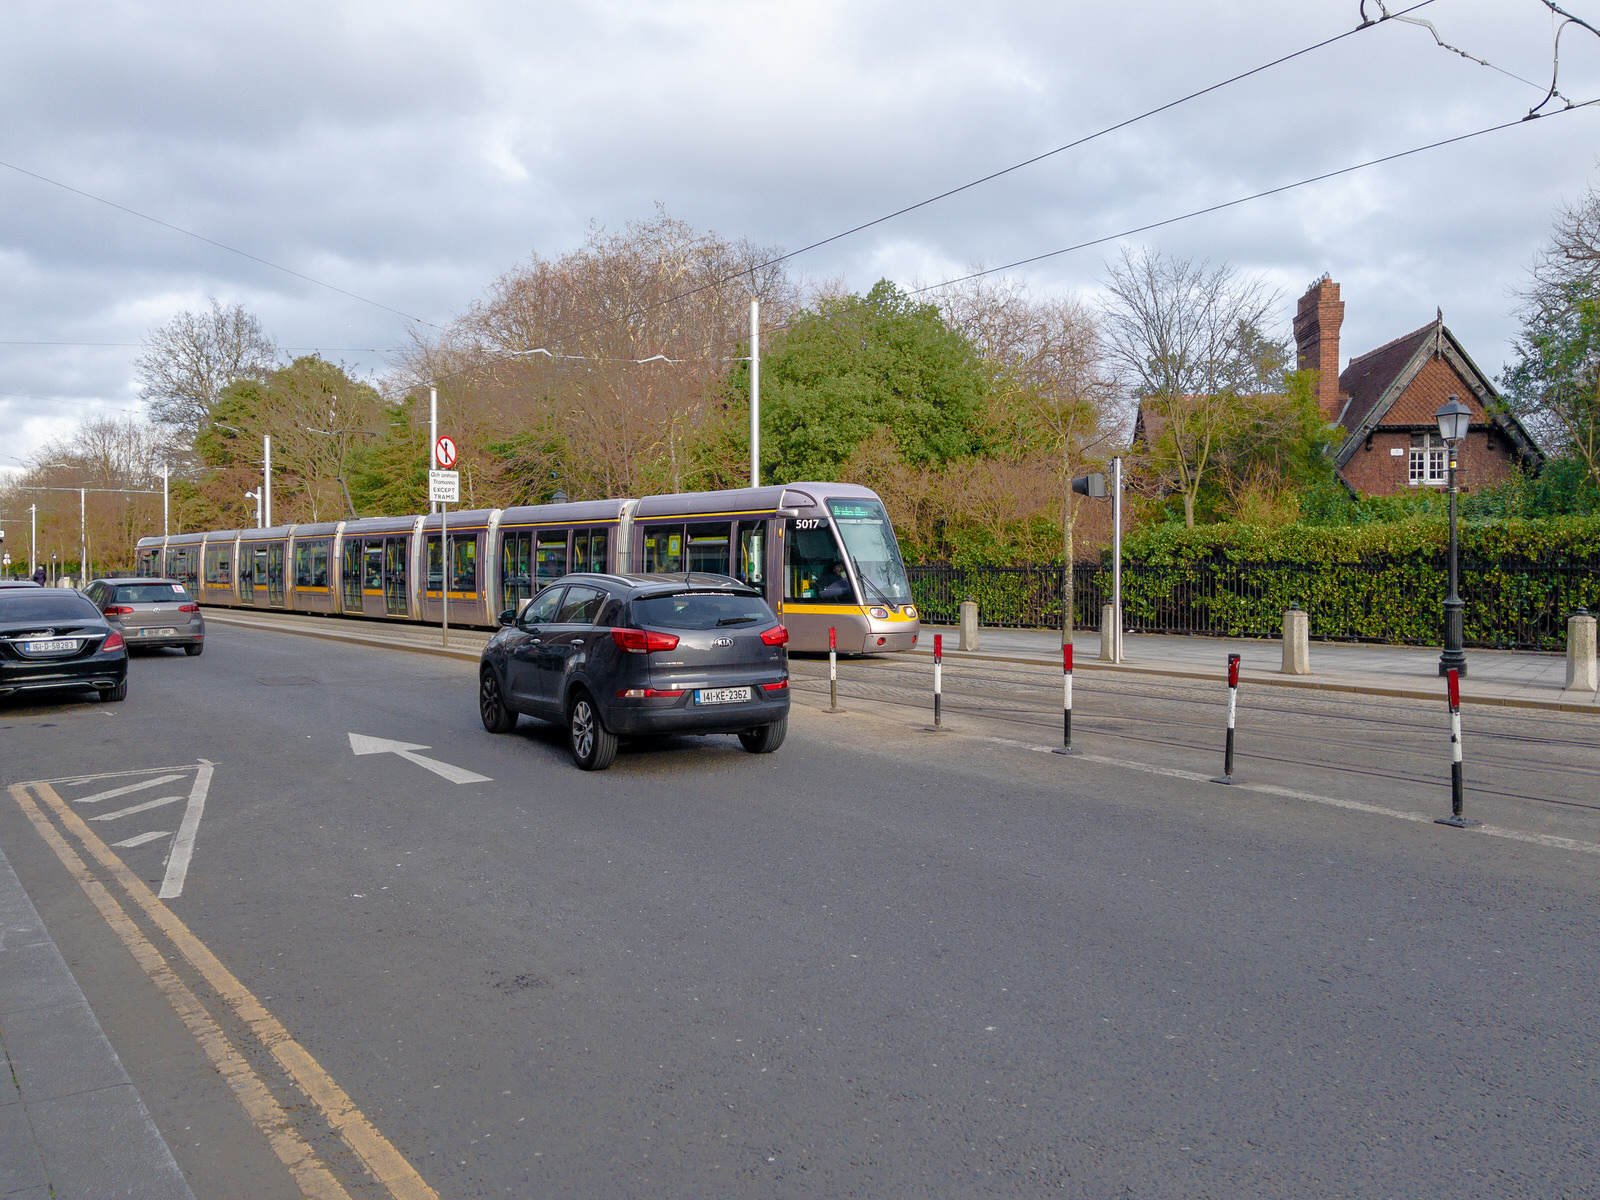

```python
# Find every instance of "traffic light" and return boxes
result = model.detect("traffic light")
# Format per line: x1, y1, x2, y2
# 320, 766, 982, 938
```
1072, 473, 1107, 498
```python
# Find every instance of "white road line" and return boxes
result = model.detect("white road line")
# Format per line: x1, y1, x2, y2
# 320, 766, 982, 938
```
90, 795, 185, 822
159, 760, 215, 900
113, 830, 173, 849
26, 764, 203, 787
982, 736, 1600, 856
71, 773, 185, 805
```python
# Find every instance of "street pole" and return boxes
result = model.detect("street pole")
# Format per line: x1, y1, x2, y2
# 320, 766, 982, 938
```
441, 504, 449, 649
1436, 395, 1470, 679
162, 464, 169, 537
749, 299, 760, 489
264, 435, 273, 528
430, 386, 438, 514
29, 504, 36, 577
1111, 455, 1123, 664
79, 488, 86, 584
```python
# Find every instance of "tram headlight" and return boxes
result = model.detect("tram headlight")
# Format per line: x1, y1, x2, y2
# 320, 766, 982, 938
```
868, 606, 889, 620
904, 605, 916, 620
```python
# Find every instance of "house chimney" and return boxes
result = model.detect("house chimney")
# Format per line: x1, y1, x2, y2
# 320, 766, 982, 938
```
1293, 276, 1344, 423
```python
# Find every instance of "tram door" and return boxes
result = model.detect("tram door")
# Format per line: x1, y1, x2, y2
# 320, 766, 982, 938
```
383, 538, 408, 616
341, 541, 362, 612
266, 546, 286, 606
359, 542, 385, 617
502, 531, 532, 614
240, 548, 255, 603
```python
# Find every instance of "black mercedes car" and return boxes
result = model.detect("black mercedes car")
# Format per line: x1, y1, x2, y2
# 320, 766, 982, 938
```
0, 588, 129, 701
478, 572, 790, 770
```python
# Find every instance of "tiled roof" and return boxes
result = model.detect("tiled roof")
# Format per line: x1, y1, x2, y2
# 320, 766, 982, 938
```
1336, 322, 1433, 432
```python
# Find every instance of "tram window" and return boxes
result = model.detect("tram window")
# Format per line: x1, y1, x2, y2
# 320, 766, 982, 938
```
364, 543, 383, 590
736, 523, 766, 588
450, 536, 477, 592
502, 532, 533, 609
425, 536, 443, 591
827, 499, 912, 603
295, 541, 329, 587
535, 531, 568, 586
204, 547, 231, 584
254, 546, 267, 583
556, 585, 605, 624
643, 525, 683, 573
785, 521, 853, 602
687, 522, 731, 574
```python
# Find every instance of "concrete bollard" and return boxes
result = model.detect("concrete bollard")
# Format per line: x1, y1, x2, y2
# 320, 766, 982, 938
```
1566, 609, 1598, 692
1099, 604, 1116, 661
1281, 604, 1310, 675
959, 599, 979, 651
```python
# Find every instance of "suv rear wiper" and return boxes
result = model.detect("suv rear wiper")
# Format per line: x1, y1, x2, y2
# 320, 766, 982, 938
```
716, 616, 759, 626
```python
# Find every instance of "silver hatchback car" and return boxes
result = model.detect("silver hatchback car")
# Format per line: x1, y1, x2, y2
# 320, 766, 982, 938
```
83, 577, 205, 655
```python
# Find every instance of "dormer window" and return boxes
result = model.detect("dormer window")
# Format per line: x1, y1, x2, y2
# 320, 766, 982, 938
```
1408, 432, 1447, 486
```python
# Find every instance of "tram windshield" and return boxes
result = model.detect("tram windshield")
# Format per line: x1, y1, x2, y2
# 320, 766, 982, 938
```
828, 498, 911, 604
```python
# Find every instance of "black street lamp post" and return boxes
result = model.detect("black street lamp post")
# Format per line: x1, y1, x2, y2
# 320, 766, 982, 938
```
1436, 394, 1471, 678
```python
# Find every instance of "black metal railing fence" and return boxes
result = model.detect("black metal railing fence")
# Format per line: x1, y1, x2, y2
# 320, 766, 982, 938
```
906, 558, 1600, 650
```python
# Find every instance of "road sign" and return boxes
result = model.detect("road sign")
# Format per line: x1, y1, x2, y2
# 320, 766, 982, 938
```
434, 435, 458, 469
429, 470, 460, 503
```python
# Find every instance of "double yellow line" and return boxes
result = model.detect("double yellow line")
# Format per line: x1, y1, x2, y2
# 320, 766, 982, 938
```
9, 779, 439, 1200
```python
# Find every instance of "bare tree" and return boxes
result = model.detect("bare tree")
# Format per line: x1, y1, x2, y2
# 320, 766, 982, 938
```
1100, 248, 1280, 528
941, 276, 1117, 632
135, 300, 278, 449
401, 211, 798, 504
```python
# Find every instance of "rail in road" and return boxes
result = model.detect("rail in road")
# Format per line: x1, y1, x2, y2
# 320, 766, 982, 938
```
210, 606, 1600, 851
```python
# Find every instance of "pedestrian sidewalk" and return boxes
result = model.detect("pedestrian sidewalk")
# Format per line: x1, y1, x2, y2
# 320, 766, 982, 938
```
920, 625, 1600, 713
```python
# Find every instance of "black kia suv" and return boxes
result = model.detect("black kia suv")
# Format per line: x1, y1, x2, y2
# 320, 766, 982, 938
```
478, 573, 790, 770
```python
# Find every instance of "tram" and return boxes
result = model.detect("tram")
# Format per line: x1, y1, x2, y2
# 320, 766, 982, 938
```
134, 483, 920, 654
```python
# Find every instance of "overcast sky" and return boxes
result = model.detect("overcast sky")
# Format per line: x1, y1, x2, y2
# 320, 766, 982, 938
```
3, 0, 1598, 476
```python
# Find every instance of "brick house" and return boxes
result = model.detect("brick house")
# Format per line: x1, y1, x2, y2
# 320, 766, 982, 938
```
1294, 277, 1543, 495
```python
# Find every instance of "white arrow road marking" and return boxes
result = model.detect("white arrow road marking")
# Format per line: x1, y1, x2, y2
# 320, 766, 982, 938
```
90, 795, 185, 821
348, 733, 492, 785
72, 773, 184, 805
159, 759, 215, 900
113, 829, 172, 849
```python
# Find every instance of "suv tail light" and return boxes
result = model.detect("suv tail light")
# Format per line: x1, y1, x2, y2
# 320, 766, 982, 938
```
759, 624, 789, 646
611, 628, 680, 654
104, 605, 135, 615
178, 603, 200, 613
617, 687, 686, 698
102, 631, 126, 652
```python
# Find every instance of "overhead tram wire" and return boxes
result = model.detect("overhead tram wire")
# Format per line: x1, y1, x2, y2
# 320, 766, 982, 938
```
910, 99, 1600, 295
0, 158, 436, 328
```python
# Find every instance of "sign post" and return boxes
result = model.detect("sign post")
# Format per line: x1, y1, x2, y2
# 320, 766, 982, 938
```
430, 436, 461, 648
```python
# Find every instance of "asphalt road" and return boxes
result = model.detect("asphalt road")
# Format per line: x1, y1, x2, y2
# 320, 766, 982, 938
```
2, 623, 1597, 1198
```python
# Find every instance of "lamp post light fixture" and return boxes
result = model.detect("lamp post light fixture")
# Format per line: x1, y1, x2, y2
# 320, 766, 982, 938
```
1436, 393, 1472, 678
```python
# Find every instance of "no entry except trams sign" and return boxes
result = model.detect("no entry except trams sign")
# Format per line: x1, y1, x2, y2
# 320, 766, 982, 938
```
434, 436, 458, 469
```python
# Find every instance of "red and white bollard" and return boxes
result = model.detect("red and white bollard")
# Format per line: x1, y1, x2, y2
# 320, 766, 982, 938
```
1435, 668, 1480, 828
933, 633, 944, 727
1212, 653, 1241, 785
829, 625, 838, 712
1052, 643, 1080, 755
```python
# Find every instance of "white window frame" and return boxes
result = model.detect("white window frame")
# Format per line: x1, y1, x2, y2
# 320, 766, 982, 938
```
1408, 433, 1447, 487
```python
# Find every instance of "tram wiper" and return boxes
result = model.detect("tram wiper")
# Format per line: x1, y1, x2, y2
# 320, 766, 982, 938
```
855, 569, 901, 613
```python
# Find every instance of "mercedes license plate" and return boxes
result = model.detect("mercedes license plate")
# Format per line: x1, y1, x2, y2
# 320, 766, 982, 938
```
23, 638, 81, 655
694, 686, 751, 705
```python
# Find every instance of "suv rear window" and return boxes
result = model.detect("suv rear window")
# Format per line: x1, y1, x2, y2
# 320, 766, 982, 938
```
0, 593, 102, 622
633, 591, 773, 631
115, 584, 194, 603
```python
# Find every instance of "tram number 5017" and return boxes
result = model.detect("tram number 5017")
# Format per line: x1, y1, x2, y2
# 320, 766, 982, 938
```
792, 519, 824, 530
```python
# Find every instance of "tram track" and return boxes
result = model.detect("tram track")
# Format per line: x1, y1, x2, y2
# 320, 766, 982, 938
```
788, 657, 1600, 814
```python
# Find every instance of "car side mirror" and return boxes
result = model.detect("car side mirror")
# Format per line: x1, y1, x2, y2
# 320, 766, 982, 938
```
497, 608, 517, 627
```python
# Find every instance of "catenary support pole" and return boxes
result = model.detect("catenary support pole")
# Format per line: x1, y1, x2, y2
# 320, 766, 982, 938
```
162, 464, 169, 537
1212, 653, 1240, 784
933, 633, 943, 727
829, 625, 838, 712
429, 386, 438, 515
750, 298, 760, 489
1435, 668, 1479, 828
1111, 455, 1123, 663
1052, 643, 1081, 754
263, 436, 272, 528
